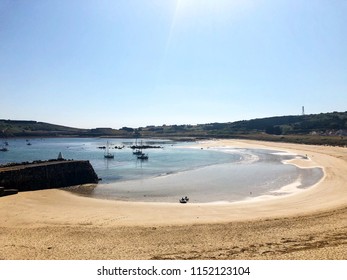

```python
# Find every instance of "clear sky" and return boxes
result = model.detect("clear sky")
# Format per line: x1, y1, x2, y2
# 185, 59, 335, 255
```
1, 0, 346, 129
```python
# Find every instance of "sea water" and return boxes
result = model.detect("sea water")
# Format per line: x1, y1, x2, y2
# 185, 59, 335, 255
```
0, 138, 323, 203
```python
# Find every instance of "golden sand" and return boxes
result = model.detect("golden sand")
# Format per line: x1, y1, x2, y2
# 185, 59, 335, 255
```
0, 140, 346, 259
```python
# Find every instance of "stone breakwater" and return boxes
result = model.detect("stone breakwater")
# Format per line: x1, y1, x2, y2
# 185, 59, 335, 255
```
0, 160, 99, 193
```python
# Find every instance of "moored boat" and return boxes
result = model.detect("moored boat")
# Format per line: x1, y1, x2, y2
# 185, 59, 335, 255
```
133, 149, 143, 155
104, 141, 114, 159
137, 153, 148, 160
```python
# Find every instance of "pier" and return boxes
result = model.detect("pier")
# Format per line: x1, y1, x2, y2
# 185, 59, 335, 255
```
0, 159, 99, 195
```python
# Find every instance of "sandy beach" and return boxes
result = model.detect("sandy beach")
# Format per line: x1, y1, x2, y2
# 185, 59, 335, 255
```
0, 139, 346, 260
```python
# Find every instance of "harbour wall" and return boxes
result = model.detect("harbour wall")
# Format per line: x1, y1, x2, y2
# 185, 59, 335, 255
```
0, 160, 99, 192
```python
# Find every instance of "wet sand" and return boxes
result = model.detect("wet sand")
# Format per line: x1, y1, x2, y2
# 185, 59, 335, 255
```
0, 139, 346, 259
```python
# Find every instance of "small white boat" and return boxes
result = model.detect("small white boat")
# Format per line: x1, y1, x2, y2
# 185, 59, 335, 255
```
104, 141, 114, 159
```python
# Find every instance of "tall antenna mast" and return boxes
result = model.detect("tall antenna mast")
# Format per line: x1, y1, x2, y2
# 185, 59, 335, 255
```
302, 106, 305, 116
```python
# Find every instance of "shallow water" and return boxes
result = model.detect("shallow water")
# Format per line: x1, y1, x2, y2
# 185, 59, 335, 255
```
0, 138, 239, 182
89, 148, 323, 203
0, 138, 323, 203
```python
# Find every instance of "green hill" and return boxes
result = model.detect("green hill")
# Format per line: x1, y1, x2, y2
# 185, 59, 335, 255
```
0, 120, 134, 138
137, 111, 347, 146
1, 111, 347, 146
0, 120, 86, 137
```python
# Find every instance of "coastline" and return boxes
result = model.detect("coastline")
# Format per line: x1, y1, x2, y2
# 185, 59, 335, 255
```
82, 141, 323, 203
1, 139, 346, 259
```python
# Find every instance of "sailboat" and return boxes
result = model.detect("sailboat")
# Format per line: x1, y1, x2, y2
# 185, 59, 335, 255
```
133, 149, 143, 155
104, 141, 114, 159
132, 138, 143, 155
1, 141, 9, 151
137, 153, 148, 160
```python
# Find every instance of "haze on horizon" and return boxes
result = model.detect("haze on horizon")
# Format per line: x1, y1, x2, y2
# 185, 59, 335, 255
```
1, 0, 346, 129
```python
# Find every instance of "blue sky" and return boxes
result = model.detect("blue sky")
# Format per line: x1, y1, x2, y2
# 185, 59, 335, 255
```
1, 0, 346, 129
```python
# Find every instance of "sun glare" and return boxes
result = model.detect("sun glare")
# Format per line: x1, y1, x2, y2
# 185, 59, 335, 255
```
175, 0, 254, 18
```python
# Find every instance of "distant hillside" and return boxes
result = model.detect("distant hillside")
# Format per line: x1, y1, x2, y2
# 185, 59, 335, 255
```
0, 119, 133, 138
0, 120, 87, 137
1, 111, 347, 146
138, 111, 347, 135
136, 111, 347, 146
